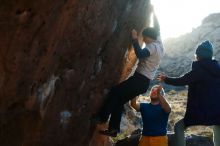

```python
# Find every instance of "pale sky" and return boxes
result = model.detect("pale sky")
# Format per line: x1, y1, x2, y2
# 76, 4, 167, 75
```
151, 0, 220, 39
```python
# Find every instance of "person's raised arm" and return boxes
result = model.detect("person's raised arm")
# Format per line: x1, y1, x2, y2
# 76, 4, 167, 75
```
157, 85, 171, 113
157, 70, 201, 86
150, 5, 160, 36
130, 96, 140, 112
131, 29, 150, 59
153, 12, 160, 36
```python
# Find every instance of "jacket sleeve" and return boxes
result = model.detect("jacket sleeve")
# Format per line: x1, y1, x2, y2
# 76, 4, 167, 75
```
132, 39, 150, 59
164, 70, 201, 86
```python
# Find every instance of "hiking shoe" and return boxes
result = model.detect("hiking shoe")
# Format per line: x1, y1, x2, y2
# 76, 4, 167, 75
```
99, 129, 117, 137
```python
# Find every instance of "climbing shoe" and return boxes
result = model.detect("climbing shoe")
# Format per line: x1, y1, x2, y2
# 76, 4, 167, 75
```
99, 129, 117, 137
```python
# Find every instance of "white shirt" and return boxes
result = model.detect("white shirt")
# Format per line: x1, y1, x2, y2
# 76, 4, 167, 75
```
136, 37, 164, 80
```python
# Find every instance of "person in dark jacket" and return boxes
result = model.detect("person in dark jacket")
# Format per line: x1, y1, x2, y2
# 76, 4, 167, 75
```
91, 9, 165, 137
157, 40, 220, 146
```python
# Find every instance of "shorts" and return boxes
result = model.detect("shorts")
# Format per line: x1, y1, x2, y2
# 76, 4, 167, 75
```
138, 135, 168, 146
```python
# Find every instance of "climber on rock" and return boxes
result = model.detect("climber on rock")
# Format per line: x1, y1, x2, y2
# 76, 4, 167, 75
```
91, 8, 165, 137
157, 40, 220, 146
130, 85, 171, 146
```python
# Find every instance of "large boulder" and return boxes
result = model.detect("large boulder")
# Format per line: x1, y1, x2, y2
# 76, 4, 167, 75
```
0, 0, 151, 146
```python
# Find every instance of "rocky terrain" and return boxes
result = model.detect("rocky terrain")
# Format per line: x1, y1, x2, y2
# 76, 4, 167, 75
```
160, 13, 220, 76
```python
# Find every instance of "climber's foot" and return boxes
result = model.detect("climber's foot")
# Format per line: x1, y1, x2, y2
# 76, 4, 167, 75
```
99, 129, 118, 137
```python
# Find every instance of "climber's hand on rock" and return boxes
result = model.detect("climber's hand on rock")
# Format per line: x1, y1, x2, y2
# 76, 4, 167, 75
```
131, 29, 138, 40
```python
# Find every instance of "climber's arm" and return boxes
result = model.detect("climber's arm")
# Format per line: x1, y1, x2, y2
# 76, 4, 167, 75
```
150, 5, 160, 36
132, 39, 150, 59
153, 12, 160, 36
131, 29, 150, 59
157, 85, 171, 113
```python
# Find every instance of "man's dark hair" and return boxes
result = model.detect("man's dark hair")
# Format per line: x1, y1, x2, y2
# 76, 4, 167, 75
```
142, 27, 159, 40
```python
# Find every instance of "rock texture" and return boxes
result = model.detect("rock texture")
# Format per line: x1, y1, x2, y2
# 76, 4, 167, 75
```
0, 0, 151, 146
160, 13, 220, 76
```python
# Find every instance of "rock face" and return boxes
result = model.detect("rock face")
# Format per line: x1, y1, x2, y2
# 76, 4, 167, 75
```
161, 13, 220, 76
89, 124, 113, 146
0, 0, 151, 146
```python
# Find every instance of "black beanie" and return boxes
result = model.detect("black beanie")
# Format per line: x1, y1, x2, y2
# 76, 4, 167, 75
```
142, 27, 158, 40
195, 40, 213, 59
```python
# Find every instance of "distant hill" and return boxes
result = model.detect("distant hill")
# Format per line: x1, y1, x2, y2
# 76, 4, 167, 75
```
160, 13, 220, 76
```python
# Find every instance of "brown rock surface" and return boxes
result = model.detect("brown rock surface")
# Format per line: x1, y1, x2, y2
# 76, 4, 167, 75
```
0, 0, 151, 146
89, 124, 113, 146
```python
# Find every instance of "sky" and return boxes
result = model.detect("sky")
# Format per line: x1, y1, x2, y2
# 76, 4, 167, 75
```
151, 0, 220, 39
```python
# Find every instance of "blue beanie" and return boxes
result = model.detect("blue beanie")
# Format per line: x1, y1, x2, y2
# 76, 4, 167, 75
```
142, 27, 158, 40
195, 40, 213, 59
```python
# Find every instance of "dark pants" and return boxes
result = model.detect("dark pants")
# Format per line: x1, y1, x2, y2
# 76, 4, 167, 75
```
98, 72, 150, 131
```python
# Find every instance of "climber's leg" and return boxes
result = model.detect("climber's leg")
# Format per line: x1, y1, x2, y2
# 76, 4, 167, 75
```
99, 72, 150, 136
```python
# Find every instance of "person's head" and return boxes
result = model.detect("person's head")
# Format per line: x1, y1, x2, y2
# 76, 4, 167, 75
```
195, 40, 213, 61
149, 85, 164, 101
142, 27, 158, 44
